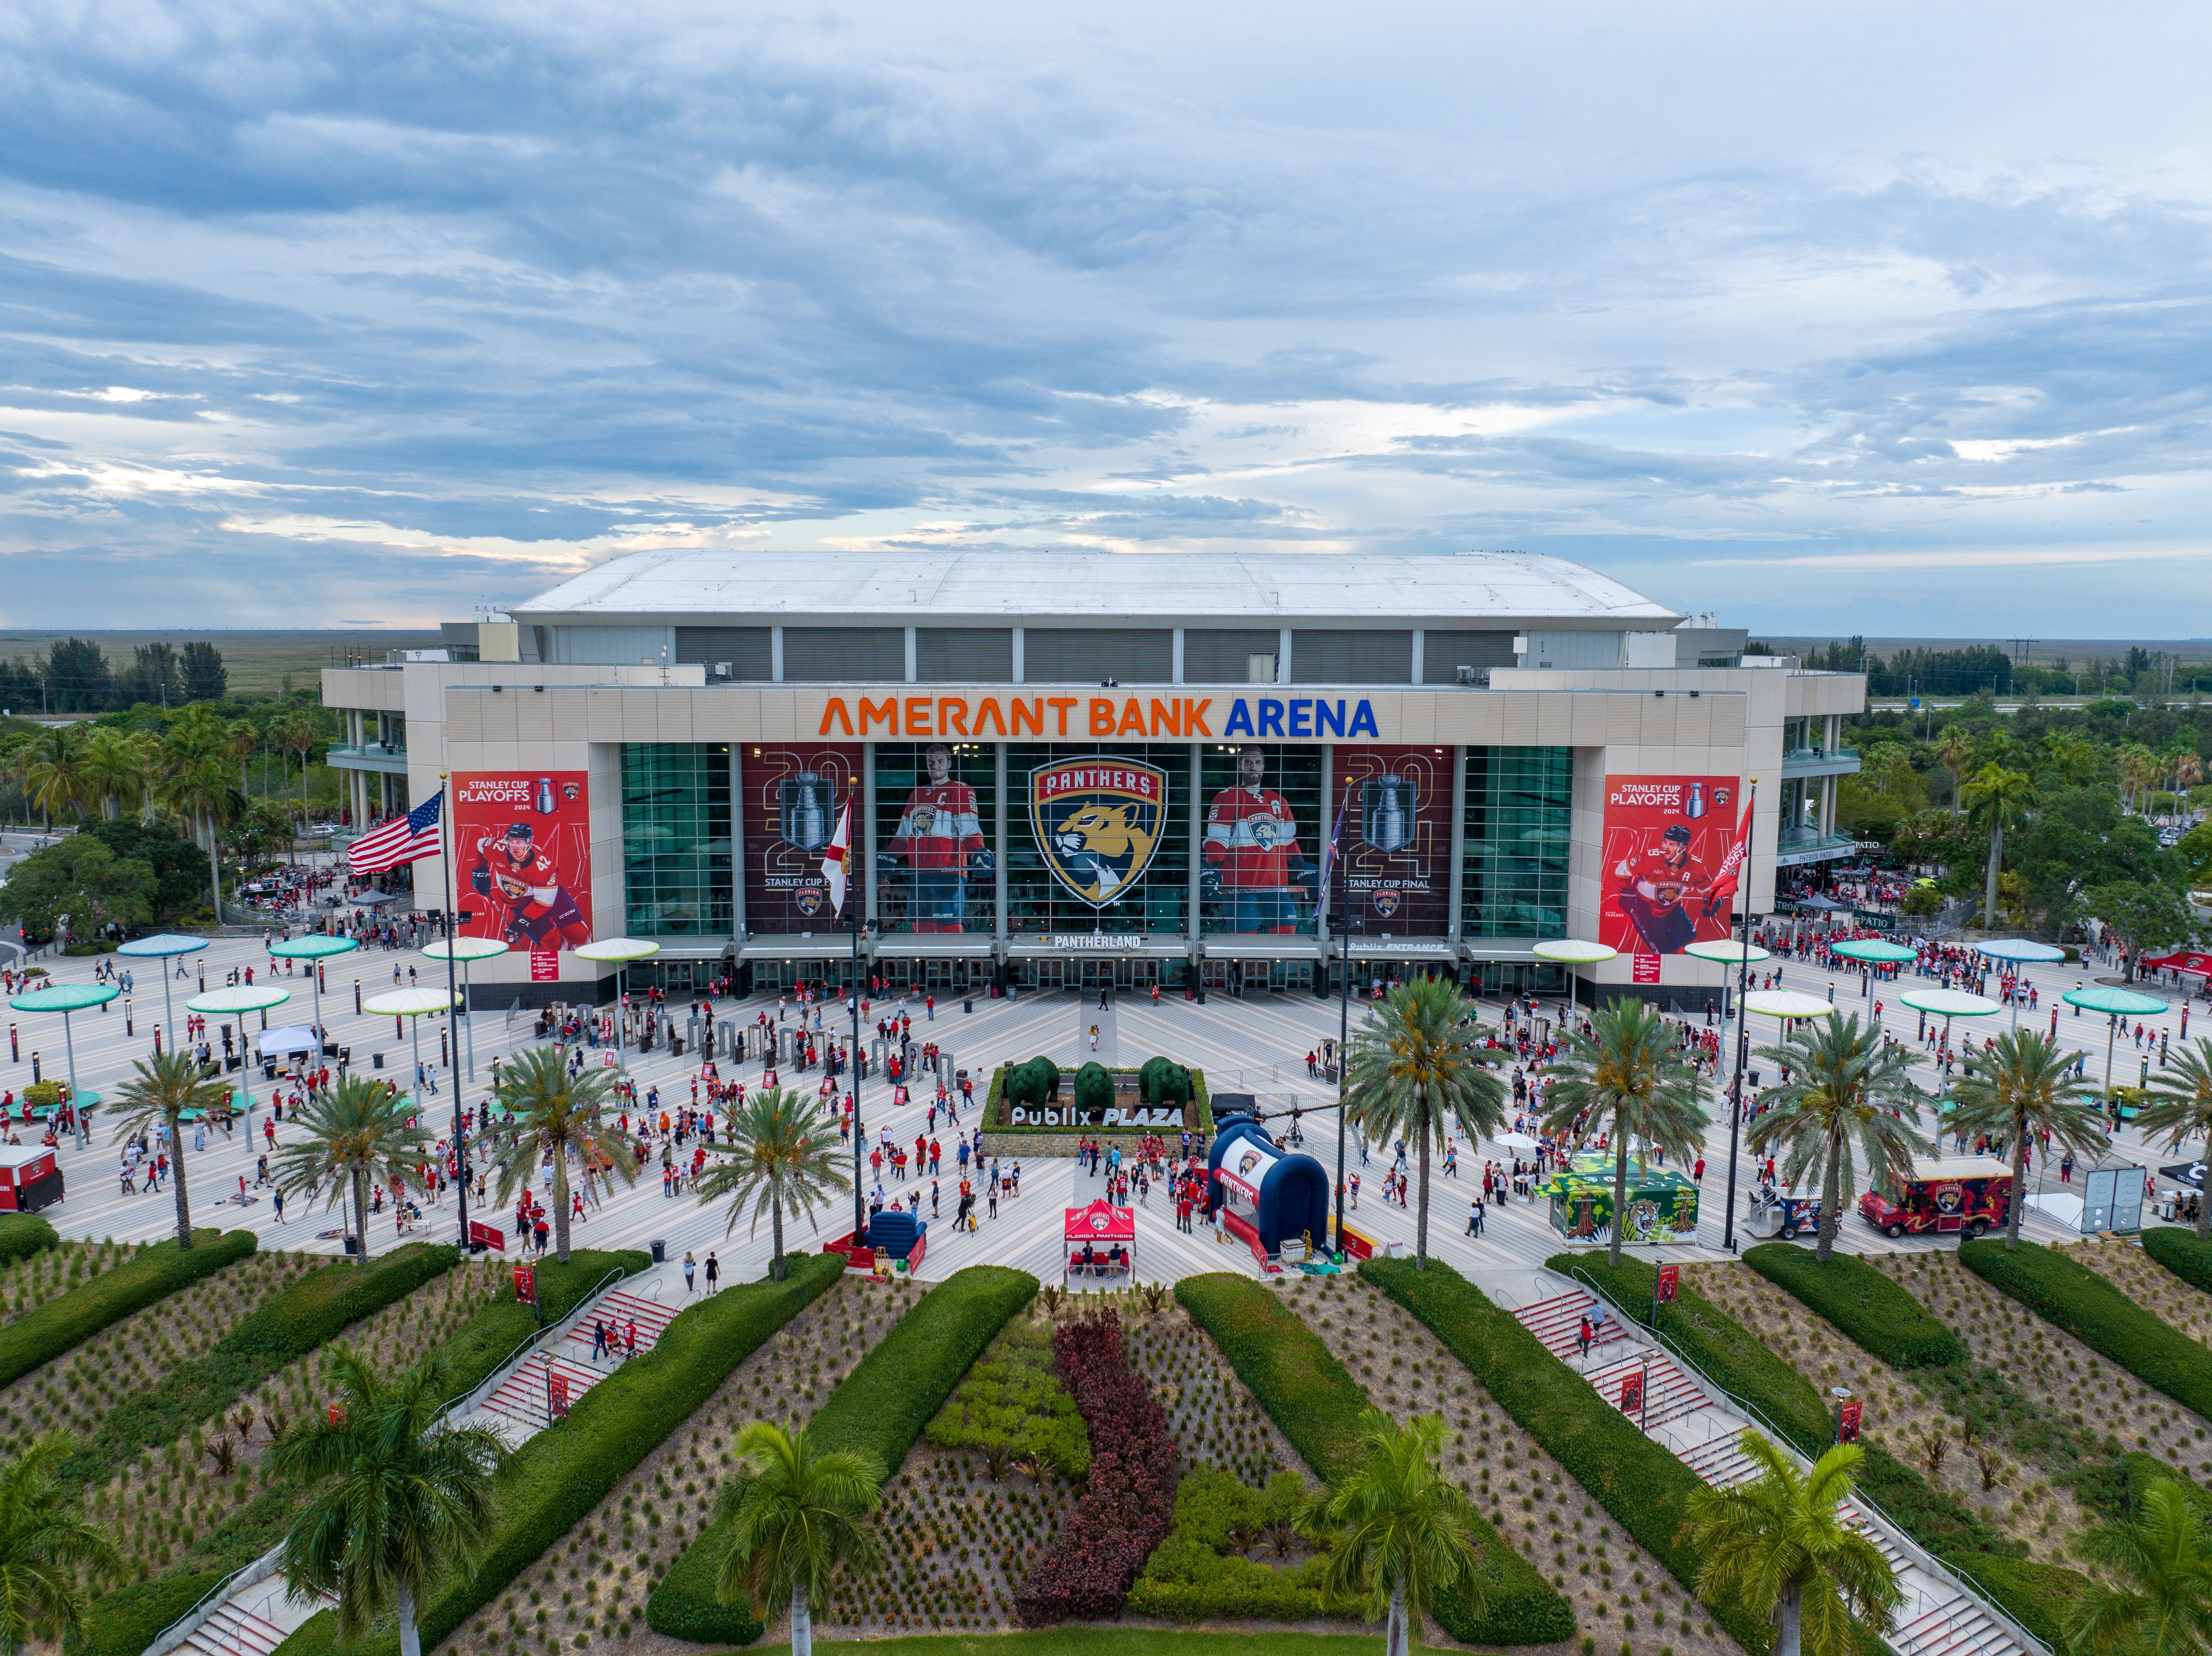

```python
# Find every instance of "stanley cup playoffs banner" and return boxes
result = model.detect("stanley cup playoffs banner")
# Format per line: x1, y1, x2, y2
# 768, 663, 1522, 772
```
453, 772, 594, 979
1599, 773, 1742, 977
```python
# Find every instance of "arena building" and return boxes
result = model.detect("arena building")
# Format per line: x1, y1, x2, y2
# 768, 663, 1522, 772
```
321, 549, 1865, 1006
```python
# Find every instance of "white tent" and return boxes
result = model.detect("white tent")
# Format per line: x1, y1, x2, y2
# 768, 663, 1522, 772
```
259, 1026, 321, 1055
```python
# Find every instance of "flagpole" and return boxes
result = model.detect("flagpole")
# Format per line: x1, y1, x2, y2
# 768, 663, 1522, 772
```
1722, 779, 1758, 1255
438, 774, 472, 1257
1335, 789, 1352, 1262
845, 785, 866, 1245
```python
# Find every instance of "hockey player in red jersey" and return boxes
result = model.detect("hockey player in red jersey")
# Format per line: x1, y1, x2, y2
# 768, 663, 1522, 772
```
471, 821, 592, 948
1202, 747, 1314, 933
877, 744, 992, 932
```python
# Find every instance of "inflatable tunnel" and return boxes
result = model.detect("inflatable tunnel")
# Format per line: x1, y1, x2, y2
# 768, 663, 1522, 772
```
863, 1209, 926, 1262
1206, 1114, 1331, 1258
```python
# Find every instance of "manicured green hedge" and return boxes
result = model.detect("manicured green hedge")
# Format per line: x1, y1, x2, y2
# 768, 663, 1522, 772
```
1552, 1251, 1833, 1456
62, 1243, 458, 1489
985, 1063, 1214, 1138
925, 1318, 1091, 1479
274, 1250, 848, 1656
1961, 1239, 2212, 1421
0, 1229, 253, 1391
1742, 1244, 1967, 1370
651, 1265, 1038, 1645
1176, 1273, 1572, 1646
440, 1249, 651, 1402
1127, 1466, 1346, 1622
1946, 1553, 2085, 1651
0, 1213, 58, 1261
68, 1567, 227, 1656
2144, 1227, 2212, 1295
1362, 1256, 1770, 1655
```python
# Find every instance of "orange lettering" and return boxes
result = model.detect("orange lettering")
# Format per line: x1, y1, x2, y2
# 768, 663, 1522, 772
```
818, 697, 856, 737
1090, 698, 1116, 736
1012, 698, 1044, 736
859, 697, 899, 735
1183, 698, 1213, 736
975, 697, 1009, 736
905, 696, 932, 737
1150, 698, 1182, 737
1118, 698, 1147, 736
938, 698, 970, 736
1049, 697, 1078, 735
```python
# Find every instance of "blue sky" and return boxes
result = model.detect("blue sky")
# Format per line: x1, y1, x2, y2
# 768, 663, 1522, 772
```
3, 0, 2209, 633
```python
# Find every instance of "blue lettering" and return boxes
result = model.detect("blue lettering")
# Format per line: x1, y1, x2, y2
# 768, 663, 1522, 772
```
1288, 698, 1313, 738
1258, 698, 1286, 737
1224, 700, 1255, 737
1348, 700, 1380, 738
1317, 698, 1346, 738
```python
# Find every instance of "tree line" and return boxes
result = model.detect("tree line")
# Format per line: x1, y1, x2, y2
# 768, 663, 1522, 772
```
0, 638, 227, 714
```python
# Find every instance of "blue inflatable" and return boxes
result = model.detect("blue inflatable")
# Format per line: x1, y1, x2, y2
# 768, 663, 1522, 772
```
864, 1209, 925, 1261
1205, 1113, 1330, 1258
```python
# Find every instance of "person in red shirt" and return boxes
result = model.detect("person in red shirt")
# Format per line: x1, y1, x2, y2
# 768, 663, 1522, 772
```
878, 744, 991, 932
1203, 748, 1312, 933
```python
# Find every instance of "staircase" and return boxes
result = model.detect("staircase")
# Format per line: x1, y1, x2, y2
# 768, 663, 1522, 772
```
1585, 1351, 1709, 1429
481, 1286, 676, 1430
1513, 1289, 1628, 1359
1677, 1425, 1756, 1488
1893, 1595, 2016, 1656
174, 1599, 285, 1656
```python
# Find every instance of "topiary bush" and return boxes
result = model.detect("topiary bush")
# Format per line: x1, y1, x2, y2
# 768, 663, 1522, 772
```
1139, 1055, 1192, 1107
1742, 1243, 1966, 1369
1072, 1062, 1115, 1117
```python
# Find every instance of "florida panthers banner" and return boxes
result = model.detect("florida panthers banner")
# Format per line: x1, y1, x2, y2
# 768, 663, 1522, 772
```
453, 773, 594, 978
1599, 773, 1742, 975
1030, 757, 1170, 907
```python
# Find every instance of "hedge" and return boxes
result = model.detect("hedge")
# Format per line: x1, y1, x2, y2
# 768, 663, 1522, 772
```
650, 1264, 1038, 1645
274, 1250, 848, 1656
1176, 1273, 1572, 1646
2144, 1226, 2212, 1295
1945, 1553, 2085, 1651
986, 1063, 1214, 1138
68, 1567, 229, 1656
63, 1242, 458, 1489
0, 1213, 58, 1261
1127, 1466, 1348, 1622
1361, 1255, 1771, 1655
924, 1318, 1090, 1479
1741, 1244, 1967, 1370
1961, 1239, 2212, 1422
439, 1249, 651, 1402
0, 1229, 254, 1391
1552, 1251, 1833, 1456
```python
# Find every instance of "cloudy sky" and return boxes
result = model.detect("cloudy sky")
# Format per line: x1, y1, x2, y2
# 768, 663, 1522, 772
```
3, 0, 2209, 634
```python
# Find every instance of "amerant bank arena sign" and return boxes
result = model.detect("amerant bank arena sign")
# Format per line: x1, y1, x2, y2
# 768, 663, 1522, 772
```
812, 690, 1383, 742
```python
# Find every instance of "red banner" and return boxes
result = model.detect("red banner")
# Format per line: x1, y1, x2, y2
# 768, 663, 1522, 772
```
1655, 1263, 1680, 1305
530, 950, 559, 982
549, 1371, 571, 1418
513, 1263, 536, 1304
454, 773, 593, 953
469, 1219, 506, 1252
1839, 1399, 1862, 1443
1600, 774, 1743, 958
327, 1402, 344, 1427
1620, 1368, 1645, 1418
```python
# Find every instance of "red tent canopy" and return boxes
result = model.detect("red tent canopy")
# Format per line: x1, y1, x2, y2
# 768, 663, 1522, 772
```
1064, 1197, 1135, 1281
2142, 950, 2212, 979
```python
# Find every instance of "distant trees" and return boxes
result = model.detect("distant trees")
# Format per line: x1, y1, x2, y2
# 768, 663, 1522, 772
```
0, 638, 227, 714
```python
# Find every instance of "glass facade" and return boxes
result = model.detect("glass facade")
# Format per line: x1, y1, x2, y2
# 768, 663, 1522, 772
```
1461, 745, 1572, 937
621, 743, 733, 937
1006, 743, 1192, 935
872, 742, 996, 935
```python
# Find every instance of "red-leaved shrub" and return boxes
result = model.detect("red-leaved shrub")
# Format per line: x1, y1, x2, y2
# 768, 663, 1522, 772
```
1012, 1311, 1179, 1625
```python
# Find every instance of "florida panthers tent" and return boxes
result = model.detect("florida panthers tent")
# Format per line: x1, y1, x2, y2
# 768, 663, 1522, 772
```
2142, 949, 2212, 979
1064, 1197, 1135, 1282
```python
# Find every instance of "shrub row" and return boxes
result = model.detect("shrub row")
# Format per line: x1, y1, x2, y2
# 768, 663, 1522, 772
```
1944, 1553, 2085, 1651
1360, 1256, 1770, 1655
0, 1229, 254, 1391
1741, 1243, 1967, 1369
440, 1249, 652, 1402
1012, 1312, 1178, 1625
2143, 1226, 2212, 1295
0, 1213, 58, 1261
1127, 1466, 1344, 1621
62, 1242, 458, 1489
1961, 1239, 2212, 1421
274, 1250, 849, 1656
650, 1263, 1038, 1644
924, 1318, 1090, 1479
1175, 1272, 1572, 1646
67, 1566, 230, 1656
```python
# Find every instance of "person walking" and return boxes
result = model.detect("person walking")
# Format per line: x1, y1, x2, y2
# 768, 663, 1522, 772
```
683, 1250, 696, 1294
1467, 1195, 1484, 1237
592, 1318, 610, 1362
1577, 1315, 1592, 1362
704, 1251, 719, 1291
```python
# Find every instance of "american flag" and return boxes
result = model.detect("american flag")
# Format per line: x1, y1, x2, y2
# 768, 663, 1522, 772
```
349, 793, 443, 875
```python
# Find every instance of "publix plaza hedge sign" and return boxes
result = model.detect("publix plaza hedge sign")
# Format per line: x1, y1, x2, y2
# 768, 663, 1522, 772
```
988, 1056, 1212, 1135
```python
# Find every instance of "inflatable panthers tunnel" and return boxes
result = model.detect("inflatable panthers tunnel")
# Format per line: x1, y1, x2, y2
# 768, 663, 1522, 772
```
1205, 1112, 1331, 1259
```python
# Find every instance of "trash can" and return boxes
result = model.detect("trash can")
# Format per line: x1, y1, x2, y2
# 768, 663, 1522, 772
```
343, 1235, 361, 1255
963, 999, 973, 1014
650, 1239, 667, 1264
372, 1052, 384, 1070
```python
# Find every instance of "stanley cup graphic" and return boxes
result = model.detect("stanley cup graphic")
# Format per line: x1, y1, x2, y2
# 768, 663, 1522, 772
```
1685, 781, 1708, 820
535, 777, 556, 816
1361, 774, 1414, 852
780, 772, 831, 851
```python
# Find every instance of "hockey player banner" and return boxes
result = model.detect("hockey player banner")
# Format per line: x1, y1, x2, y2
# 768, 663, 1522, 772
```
454, 774, 593, 953
1331, 745, 1450, 936
743, 745, 861, 931
1030, 756, 1170, 908
1202, 746, 1316, 935
1600, 774, 1741, 959
875, 743, 993, 933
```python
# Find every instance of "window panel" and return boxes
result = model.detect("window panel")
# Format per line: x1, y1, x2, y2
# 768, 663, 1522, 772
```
1020, 629, 1171, 683
781, 627, 906, 682
621, 744, 733, 938
1461, 746, 1572, 937
1291, 630, 1411, 685
916, 628, 1013, 682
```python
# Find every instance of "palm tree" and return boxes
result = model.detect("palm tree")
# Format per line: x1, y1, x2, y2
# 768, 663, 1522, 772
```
1936, 727, 1977, 818
108, 1051, 232, 1250
696, 1088, 851, 1281
19, 726, 86, 829
277, 711, 319, 836
1539, 998, 1711, 1266
270, 1076, 433, 1266
1681, 1432, 1903, 1656
2065, 1477, 2212, 1656
484, 1046, 640, 1263
713, 1419, 884, 1656
1961, 762, 2035, 929
271, 1348, 509, 1656
1343, 976, 1507, 1269
77, 727, 139, 822
1298, 1409, 1484, 1656
1946, 1029, 2109, 1250
1747, 1015, 1929, 1262
2138, 1039, 2212, 1242
0, 1434, 121, 1653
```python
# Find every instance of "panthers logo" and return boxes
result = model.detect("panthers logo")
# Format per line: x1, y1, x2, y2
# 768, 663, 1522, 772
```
1030, 758, 1170, 908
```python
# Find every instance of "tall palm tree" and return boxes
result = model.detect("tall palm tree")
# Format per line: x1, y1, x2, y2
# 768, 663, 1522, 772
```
1947, 1029, 2109, 1250
484, 1045, 640, 1263
1747, 1015, 1929, 1262
277, 712, 319, 834
1540, 998, 1711, 1266
271, 1348, 509, 1656
696, 1088, 851, 1282
1936, 727, 1977, 819
162, 753, 238, 919
0, 1435, 121, 1653
77, 727, 139, 822
2138, 1039, 2212, 1242
19, 727, 86, 829
1961, 762, 2035, 928
270, 1076, 433, 1266
2065, 1478, 2212, 1656
1298, 1409, 1484, 1656
1343, 976, 1507, 1269
714, 1419, 884, 1656
1681, 1432, 1903, 1656
107, 1051, 232, 1251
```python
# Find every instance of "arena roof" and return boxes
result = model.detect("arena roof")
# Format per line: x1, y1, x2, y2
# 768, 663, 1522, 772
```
515, 549, 1680, 629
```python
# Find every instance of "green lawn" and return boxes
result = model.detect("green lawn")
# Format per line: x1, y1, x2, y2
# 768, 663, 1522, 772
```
743, 1635, 1382, 1656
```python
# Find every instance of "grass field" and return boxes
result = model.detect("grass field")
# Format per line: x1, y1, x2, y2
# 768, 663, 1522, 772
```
0, 630, 441, 699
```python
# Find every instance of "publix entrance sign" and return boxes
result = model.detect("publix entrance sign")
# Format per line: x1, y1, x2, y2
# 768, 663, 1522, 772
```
813, 690, 1382, 742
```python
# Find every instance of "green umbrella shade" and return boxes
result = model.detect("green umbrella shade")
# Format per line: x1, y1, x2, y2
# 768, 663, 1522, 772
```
10, 983, 121, 1013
